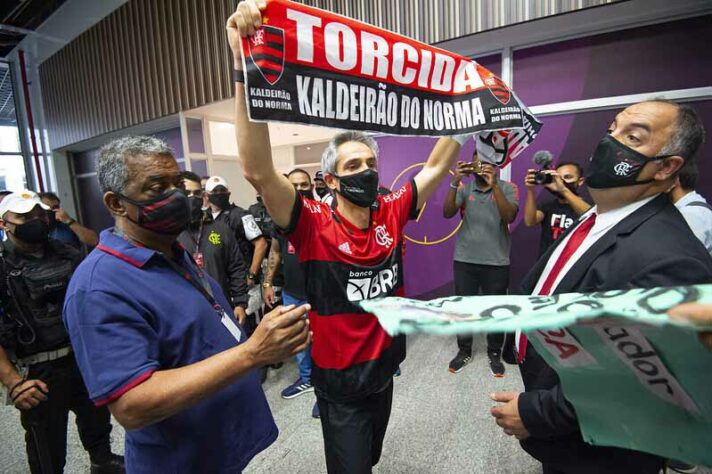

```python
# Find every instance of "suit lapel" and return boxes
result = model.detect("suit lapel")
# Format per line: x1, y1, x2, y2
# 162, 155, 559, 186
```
554, 194, 669, 293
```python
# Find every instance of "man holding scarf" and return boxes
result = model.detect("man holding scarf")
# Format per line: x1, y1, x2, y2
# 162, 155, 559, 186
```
228, 2, 466, 471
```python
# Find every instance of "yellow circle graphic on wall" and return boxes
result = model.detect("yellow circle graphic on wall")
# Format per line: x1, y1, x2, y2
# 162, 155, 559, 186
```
390, 162, 462, 246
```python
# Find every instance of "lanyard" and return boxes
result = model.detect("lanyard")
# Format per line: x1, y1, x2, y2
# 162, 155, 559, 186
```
187, 221, 205, 254
160, 254, 222, 313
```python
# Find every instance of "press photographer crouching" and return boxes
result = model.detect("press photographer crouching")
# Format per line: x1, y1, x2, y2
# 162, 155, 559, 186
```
523, 152, 592, 256
0, 190, 123, 474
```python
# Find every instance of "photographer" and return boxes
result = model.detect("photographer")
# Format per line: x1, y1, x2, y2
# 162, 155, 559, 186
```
443, 152, 518, 377
523, 161, 591, 256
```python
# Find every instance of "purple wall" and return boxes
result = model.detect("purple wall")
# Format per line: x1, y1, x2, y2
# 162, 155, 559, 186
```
377, 15, 712, 299
513, 15, 712, 106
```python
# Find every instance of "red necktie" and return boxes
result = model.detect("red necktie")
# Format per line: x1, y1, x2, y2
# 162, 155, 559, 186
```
517, 214, 597, 363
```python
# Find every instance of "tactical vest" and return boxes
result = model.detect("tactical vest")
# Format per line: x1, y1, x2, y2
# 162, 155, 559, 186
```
0, 241, 78, 357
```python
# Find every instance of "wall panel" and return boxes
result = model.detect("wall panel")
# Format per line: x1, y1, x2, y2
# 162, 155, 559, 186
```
41, 0, 621, 149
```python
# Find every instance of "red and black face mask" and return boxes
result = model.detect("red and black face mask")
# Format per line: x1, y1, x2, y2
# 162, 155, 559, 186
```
119, 188, 191, 235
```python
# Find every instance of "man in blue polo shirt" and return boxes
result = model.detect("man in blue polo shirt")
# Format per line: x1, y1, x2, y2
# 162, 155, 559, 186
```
63, 136, 310, 474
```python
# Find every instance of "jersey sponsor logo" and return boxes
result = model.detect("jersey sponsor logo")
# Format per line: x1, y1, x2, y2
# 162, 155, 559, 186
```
381, 185, 407, 203
346, 263, 399, 302
374, 224, 394, 248
208, 231, 222, 245
338, 242, 353, 254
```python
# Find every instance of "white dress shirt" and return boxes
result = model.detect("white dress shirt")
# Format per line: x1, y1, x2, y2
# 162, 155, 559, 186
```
674, 190, 712, 256
516, 194, 659, 350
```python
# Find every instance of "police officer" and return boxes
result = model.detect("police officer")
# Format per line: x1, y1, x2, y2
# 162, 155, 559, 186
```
0, 191, 124, 474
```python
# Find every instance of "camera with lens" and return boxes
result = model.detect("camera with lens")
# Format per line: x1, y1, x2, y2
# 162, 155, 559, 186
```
532, 150, 554, 185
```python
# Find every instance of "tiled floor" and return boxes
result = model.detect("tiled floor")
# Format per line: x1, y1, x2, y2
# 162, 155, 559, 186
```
1, 333, 707, 473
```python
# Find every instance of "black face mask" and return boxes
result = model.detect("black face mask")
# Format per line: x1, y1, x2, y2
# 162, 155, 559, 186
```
119, 188, 191, 235
315, 187, 329, 198
46, 210, 58, 229
188, 197, 204, 224
585, 135, 672, 189
209, 193, 231, 209
334, 169, 379, 208
298, 189, 313, 199
9, 218, 49, 244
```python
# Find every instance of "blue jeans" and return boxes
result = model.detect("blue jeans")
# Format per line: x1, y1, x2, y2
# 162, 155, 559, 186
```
282, 291, 312, 384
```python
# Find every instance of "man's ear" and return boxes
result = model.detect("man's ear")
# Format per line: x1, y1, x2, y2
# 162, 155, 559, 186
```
324, 173, 339, 191
104, 192, 127, 217
0, 218, 7, 231
656, 156, 685, 181
578, 176, 585, 186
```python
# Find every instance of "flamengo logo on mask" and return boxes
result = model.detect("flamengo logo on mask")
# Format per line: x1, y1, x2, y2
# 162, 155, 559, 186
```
346, 264, 399, 302
614, 162, 633, 176
374, 224, 394, 248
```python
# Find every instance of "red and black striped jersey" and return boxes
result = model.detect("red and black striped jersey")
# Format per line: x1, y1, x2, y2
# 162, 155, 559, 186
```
285, 180, 418, 402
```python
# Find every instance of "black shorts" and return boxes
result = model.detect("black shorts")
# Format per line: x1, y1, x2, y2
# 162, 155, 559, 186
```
317, 380, 394, 474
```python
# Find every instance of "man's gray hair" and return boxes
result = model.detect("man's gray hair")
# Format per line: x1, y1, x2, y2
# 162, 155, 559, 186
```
651, 99, 706, 162
97, 136, 174, 194
321, 131, 379, 175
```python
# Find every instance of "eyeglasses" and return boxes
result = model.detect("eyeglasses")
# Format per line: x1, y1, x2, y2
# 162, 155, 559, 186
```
186, 189, 204, 198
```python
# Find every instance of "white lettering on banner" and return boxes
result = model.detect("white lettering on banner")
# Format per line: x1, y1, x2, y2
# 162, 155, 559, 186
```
594, 326, 700, 415
531, 329, 598, 368
347, 264, 399, 301
286, 8, 484, 94
287, 9, 321, 63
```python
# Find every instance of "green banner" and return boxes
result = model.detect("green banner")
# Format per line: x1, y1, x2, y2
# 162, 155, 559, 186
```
360, 285, 712, 466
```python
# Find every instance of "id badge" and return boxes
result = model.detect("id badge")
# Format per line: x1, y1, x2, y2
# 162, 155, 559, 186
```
220, 311, 242, 343
193, 252, 205, 269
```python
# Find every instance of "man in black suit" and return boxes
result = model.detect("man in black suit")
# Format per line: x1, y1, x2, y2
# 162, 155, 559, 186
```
489, 99, 710, 474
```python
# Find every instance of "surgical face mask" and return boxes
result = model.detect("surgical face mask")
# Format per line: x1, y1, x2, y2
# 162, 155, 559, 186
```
585, 135, 672, 189
208, 192, 231, 209
334, 169, 379, 208
315, 187, 329, 198
119, 188, 191, 235
8, 218, 49, 244
188, 196, 204, 224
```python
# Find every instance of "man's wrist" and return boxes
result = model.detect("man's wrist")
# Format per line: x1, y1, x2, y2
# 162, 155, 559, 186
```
262, 281, 272, 288
247, 272, 257, 281
66, 218, 77, 226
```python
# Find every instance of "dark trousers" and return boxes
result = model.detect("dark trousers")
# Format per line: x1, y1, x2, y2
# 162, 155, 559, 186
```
317, 381, 393, 474
19, 355, 113, 474
453, 261, 510, 355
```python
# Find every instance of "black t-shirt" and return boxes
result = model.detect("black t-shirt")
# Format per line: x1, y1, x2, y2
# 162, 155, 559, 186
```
538, 199, 579, 256
276, 233, 306, 300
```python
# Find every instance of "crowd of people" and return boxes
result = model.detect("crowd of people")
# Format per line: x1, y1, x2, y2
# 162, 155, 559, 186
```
1, 1, 712, 473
